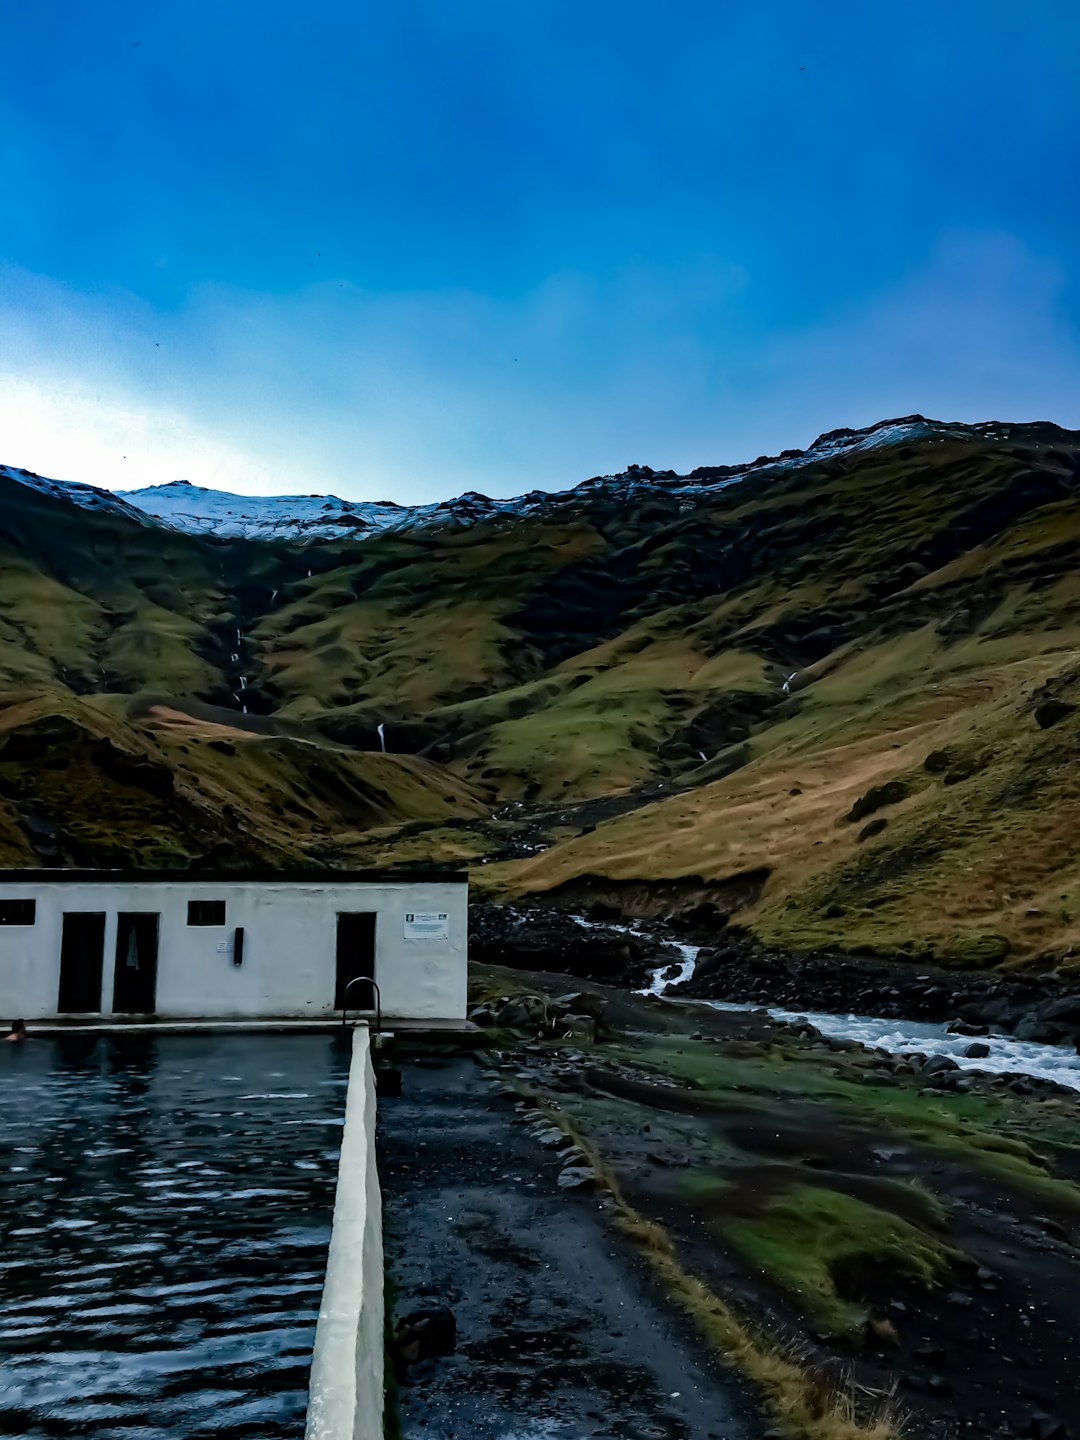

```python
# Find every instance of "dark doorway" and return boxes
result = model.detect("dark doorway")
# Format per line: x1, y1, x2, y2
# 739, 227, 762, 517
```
112, 913, 160, 1014
335, 912, 377, 1010
57, 912, 106, 1012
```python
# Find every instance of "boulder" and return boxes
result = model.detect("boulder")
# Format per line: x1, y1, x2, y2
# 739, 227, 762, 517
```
964, 1042, 991, 1059
531, 1126, 567, 1149
556, 1165, 598, 1190
495, 994, 549, 1032
1013, 1013, 1070, 1044
557, 1014, 599, 1041
922, 1054, 961, 1076
1026, 1414, 1069, 1440
1034, 700, 1075, 729
845, 779, 908, 822
394, 1306, 457, 1363
1038, 995, 1080, 1024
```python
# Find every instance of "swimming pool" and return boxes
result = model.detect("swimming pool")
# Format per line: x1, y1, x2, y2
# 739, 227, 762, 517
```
0, 1032, 351, 1439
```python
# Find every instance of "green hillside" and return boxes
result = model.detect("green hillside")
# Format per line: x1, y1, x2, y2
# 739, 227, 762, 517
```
3, 419, 1080, 966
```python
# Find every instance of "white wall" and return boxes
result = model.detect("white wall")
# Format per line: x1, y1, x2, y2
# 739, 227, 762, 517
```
0, 876, 467, 1021
306, 1027, 384, 1440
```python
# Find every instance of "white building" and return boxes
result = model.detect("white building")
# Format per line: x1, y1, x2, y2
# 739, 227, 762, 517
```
0, 869, 468, 1023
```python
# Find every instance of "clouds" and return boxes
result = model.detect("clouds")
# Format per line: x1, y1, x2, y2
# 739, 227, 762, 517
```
0, 256, 750, 498
0, 372, 279, 493
0, 228, 1077, 504
753, 232, 1080, 441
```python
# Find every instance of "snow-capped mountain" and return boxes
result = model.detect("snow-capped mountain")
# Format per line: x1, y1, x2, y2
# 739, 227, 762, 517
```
2, 416, 1069, 544
112, 478, 546, 540
111, 415, 998, 540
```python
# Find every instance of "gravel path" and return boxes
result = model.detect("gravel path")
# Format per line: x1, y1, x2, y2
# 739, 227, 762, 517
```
378, 1054, 756, 1440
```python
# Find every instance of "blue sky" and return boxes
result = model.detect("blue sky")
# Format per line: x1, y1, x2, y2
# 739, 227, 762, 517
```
0, 0, 1077, 502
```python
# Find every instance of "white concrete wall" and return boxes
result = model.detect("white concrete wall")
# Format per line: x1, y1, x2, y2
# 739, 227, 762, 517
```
306, 1027, 384, 1440
0, 877, 467, 1021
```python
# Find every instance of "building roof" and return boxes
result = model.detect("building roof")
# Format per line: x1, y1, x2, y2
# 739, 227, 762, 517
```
0, 867, 468, 886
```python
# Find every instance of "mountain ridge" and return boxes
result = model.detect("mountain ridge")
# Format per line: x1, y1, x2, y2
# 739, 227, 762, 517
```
81, 412, 1080, 539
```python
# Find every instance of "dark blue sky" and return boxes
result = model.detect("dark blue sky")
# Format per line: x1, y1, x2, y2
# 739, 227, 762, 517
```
1, 0, 1077, 499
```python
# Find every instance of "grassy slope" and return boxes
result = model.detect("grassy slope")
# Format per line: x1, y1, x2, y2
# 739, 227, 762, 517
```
0, 692, 485, 869
0, 475, 486, 866
495, 628, 1080, 965
483, 432, 1080, 965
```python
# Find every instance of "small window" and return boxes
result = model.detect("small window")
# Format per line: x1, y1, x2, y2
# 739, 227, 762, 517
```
188, 900, 226, 926
0, 899, 35, 926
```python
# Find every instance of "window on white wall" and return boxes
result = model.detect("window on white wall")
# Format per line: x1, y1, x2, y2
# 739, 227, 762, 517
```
187, 900, 227, 926
0, 899, 35, 925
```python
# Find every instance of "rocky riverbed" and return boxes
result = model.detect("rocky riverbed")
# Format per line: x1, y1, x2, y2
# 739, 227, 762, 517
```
469, 902, 1080, 1050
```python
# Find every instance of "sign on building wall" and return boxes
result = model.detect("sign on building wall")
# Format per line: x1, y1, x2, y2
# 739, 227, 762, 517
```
403, 911, 449, 941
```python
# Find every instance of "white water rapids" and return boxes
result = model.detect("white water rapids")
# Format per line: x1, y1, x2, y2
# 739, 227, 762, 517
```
634, 943, 700, 997
706, 1000, 1080, 1092
631, 942, 1080, 1093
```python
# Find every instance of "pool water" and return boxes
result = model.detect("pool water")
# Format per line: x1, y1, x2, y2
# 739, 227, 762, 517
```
0, 1033, 351, 1439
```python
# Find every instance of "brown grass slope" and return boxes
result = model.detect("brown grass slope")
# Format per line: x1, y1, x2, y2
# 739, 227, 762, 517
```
486, 428, 1080, 966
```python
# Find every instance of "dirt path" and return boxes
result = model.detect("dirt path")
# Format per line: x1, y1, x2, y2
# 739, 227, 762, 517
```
378, 1054, 757, 1440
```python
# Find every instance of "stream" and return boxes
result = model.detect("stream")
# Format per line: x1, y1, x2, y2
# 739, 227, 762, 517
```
638, 947, 1080, 1093
634, 942, 699, 996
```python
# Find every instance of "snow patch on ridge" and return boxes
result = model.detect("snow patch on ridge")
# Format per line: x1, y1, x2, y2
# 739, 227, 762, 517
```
113, 478, 539, 541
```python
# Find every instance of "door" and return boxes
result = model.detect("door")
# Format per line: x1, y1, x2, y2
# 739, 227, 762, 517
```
57, 912, 106, 1012
335, 912, 377, 1010
112, 913, 160, 1014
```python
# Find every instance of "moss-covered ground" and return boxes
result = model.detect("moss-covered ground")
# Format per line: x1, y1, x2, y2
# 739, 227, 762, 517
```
471, 961, 1080, 1439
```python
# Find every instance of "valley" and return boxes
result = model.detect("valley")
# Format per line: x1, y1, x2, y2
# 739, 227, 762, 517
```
3, 415, 1080, 973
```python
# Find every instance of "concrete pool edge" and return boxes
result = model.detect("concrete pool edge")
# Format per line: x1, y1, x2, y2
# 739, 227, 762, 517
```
27, 1017, 476, 1036
305, 1025, 385, 1440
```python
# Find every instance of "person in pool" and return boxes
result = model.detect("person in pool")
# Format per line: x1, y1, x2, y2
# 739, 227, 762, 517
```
5, 1019, 27, 1042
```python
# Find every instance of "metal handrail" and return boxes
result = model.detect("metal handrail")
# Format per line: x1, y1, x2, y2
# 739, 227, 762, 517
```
341, 975, 381, 1034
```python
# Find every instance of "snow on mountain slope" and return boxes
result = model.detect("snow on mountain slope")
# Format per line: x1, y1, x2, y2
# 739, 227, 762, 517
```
114, 416, 981, 541
0, 464, 157, 527
112, 478, 541, 540
4, 416, 1071, 544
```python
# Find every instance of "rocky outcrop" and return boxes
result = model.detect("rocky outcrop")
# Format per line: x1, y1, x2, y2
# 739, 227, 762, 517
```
468, 903, 676, 987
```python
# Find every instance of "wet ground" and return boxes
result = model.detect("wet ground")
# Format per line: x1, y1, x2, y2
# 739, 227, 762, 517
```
0, 1032, 351, 1439
378, 1055, 756, 1440
472, 963, 1080, 1440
